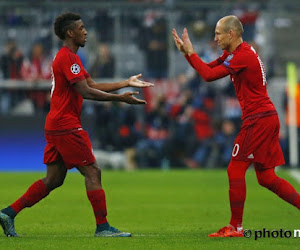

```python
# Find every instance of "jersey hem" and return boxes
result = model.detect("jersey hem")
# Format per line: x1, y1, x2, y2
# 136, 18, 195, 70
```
45, 127, 83, 135
243, 110, 277, 121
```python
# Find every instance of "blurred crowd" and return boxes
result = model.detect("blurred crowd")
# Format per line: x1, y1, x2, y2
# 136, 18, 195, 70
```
91, 71, 240, 169
0, 2, 276, 168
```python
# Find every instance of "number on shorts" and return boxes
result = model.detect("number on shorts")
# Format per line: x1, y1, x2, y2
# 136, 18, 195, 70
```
232, 143, 240, 157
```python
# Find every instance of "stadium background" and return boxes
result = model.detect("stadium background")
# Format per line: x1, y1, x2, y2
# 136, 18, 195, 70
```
0, 0, 299, 171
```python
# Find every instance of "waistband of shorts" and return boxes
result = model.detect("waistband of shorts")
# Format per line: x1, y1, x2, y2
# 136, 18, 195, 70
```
45, 127, 83, 135
243, 110, 277, 121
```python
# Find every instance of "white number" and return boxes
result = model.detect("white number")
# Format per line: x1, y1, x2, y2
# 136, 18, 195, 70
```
257, 56, 267, 86
251, 46, 267, 86
50, 67, 55, 97
232, 144, 240, 157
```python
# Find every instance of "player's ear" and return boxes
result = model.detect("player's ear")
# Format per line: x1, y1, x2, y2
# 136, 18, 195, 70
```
228, 29, 234, 39
66, 29, 73, 38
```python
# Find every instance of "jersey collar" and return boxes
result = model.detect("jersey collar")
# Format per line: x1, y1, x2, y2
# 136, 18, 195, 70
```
233, 41, 246, 54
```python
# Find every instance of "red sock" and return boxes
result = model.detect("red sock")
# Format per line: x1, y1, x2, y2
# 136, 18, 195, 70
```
229, 178, 246, 229
227, 160, 250, 229
10, 179, 50, 214
255, 167, 300, 210
87, 189, 108, 225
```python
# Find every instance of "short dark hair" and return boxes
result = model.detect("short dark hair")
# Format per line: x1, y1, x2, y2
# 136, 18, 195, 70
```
54, 12, 81, 40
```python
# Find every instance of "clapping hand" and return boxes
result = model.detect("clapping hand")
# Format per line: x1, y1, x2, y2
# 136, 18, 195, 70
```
172, 28, 196, 56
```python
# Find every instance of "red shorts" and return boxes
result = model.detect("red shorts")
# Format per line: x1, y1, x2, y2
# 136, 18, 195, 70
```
231, 113, 285, 169
43, 128, 96, 169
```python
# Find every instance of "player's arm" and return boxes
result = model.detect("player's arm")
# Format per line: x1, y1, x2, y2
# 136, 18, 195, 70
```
173, 27, 217, 68
186, 53, 230, 82
173, 28, 229, 82
207, 51, 230, 68
86, 74, 154, 92
184, 47, 228, 69
207, 58, 225, 68
73, 78, 146, 104
184, 55, 223, 69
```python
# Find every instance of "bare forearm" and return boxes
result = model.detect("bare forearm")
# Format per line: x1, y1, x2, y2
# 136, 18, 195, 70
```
74, 78, 146, 105
90, 80, 129, 92
82, 87, 123, 102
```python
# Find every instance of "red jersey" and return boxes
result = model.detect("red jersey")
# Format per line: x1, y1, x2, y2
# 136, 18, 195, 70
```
219, 42, 275, 120
45, 47, 90, 130
187, 42, 276, 120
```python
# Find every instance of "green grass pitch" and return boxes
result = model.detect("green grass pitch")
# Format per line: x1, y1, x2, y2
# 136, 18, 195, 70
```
0, 169, 300, 249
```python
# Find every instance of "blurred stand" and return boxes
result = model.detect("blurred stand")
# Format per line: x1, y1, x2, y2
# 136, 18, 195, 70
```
0, 0, 296, 169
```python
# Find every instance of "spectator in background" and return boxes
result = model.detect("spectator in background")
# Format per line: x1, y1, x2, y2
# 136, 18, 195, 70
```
94, 102, 121, 151
0, 39, 25, 113
21, 43, 52, 114
233, 3, 259, 41
163, 77, 194, 167
183, 97, 215, 168
116, 103, 140, 150
90, 43, 115, 78
201, 40, 221, 63
117, 103, 141, 170
140, 14, 168, 79
135, 96, 170, 167
214, 119, 237, 167
21, 43, 51, 81
1, 39, 24, 79
165, 92, 194, 167
94, 101, 139, 151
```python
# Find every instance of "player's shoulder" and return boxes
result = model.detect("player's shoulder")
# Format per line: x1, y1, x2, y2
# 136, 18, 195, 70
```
238, 42, 257, 56
232, 42, 257, 62
55, 47, 78, 63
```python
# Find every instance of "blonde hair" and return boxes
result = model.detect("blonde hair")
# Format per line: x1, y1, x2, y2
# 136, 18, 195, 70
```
221, 15, 244, 37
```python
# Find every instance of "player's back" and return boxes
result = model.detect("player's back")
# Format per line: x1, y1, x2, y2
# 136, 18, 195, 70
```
45, 47, 84, 131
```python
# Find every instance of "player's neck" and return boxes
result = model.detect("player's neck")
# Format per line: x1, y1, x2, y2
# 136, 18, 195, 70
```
63, 41, 79, 54
228, 38, 243, 54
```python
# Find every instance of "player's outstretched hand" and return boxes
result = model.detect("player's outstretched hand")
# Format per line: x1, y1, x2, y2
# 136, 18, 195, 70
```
128, 74, 154, 88
181, 28, 196, 56
120, 91, 147, 105
172, 28, 186, 54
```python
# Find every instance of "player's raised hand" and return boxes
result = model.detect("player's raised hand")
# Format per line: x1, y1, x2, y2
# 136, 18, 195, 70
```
181, 28, 196, 56
120, 91, 147, 105
128, 74, 154, 88
172, 28, 186, 54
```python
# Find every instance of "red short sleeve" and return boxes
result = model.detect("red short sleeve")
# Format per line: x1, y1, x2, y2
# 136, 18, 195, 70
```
81, 65, 90, 79
61, 52, 88, 84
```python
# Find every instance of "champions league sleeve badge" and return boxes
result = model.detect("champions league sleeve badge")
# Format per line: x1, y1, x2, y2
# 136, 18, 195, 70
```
70, 64, 81, 74
223, 54, 233, 67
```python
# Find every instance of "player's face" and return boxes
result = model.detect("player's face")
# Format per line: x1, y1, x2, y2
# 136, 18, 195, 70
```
214, 22, 230, 51
72, 20, 87, 47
